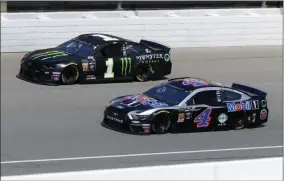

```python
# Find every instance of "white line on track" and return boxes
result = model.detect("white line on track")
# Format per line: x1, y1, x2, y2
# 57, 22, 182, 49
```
1, 145, 282, 164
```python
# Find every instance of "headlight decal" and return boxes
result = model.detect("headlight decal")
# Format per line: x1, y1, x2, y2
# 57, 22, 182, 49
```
42, 65, 56, 69
128, 114, 148, 120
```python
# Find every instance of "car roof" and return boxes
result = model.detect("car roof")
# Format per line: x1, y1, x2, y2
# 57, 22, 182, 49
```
167, 77, 224, 91
77, 33, 134, 47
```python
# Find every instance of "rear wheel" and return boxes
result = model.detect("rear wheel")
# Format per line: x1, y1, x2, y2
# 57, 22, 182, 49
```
60, 65, 79, 85
152, 113, 171, 134
135, 65, 153, 82
231, 118, 245, 130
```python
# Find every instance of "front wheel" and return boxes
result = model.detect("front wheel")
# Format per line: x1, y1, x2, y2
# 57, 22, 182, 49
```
152, 113, 171, 134
60, 65, 79, 85
135, 64, 153, 82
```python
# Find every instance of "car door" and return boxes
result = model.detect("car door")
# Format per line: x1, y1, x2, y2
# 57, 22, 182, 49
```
220, 88, 253, 128
88, 42, 127, 80
184, 90, 226, 131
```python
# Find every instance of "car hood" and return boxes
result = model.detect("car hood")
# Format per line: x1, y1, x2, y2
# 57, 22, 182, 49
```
24, 48, 76, 63
109, 94, 170, 112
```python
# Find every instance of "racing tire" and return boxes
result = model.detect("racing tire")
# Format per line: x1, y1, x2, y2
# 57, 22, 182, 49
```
152, 113, 171, 134
232, 119, 245, 130
135, 64, 153, 82
60, 65, 79, 85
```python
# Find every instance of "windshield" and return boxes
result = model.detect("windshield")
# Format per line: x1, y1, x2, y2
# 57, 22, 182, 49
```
57, 39, 95, 58
143, 83, 190, 105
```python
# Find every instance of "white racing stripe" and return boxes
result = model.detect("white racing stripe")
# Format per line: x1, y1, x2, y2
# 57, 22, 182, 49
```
1, 145, 282, 164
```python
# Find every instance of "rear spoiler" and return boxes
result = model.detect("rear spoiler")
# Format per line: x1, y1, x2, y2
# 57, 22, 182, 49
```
232, 83, 267, 98
139, 39, 171, 53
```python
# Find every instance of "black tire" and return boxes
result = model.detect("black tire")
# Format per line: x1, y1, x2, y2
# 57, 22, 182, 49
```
60, 65, 79, 85
152, 113, 171, 134
135, 64, 153, 82
231, 119, 245, 130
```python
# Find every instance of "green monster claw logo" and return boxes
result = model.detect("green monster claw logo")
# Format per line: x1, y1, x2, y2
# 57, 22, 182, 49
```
164, 54, 170, 62
30, 50, 68, 60
261, 100, 267, 107
121, 57, 131, 76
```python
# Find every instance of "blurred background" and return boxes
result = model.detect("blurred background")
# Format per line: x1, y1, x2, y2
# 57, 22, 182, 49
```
1, 1, 283, 12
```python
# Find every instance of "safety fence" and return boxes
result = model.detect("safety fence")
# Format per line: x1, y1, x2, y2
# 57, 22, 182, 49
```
1, 8, 282, 52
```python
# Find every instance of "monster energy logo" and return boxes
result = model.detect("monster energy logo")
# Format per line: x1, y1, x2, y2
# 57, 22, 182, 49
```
30, 50, 68, 60
121, 57, 131, 76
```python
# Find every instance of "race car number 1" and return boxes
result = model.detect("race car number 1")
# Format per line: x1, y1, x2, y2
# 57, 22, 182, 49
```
104, 58, 114, 78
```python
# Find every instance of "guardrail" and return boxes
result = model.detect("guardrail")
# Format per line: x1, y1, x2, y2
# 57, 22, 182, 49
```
2, 157, 283, 180
1, 8, 283, 52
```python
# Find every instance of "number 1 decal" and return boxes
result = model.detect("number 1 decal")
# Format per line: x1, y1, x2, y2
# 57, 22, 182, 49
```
104, 58, 114, 78
194, 108, 212, 128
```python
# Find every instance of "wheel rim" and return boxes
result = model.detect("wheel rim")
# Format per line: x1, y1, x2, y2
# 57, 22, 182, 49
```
63, 67, 78, 82
136, 66, 150, 81
153, 115, 171, 134
235, 119, 244, 129
155, 122, 166, 133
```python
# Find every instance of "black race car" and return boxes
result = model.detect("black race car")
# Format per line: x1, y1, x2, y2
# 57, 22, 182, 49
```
17, 33, 172, 85
102, 77, 269, 134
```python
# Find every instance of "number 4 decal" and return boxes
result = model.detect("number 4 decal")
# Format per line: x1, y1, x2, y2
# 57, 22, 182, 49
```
194, 108, 212, 128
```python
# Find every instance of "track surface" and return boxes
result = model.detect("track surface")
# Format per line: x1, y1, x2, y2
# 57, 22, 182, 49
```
1, 46, 283, 176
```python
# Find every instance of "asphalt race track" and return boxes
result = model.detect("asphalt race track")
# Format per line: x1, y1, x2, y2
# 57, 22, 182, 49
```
1, 46, 283, 176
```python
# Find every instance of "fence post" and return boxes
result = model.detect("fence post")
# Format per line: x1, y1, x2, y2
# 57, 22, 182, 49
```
261, 1, 267, 7
117, 1, 123, 10
1, 1, 7, 12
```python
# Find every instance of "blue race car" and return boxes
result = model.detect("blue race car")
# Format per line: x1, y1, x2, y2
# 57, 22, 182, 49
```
102, 77, 269, 134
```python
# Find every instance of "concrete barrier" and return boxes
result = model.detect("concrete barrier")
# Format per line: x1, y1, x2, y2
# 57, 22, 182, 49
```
2, 157, 283, 180
1, 8, 282, 52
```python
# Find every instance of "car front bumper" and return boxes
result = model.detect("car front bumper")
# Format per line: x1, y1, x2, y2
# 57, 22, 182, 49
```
102, 106, 152, 135
17, 63, 60, 86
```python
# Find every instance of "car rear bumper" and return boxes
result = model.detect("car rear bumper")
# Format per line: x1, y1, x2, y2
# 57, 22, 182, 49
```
163, 62, 172, 76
